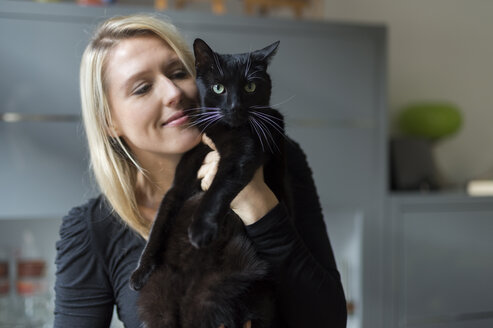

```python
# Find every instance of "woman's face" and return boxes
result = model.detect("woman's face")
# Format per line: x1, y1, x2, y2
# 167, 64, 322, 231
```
105, 35, 201, 163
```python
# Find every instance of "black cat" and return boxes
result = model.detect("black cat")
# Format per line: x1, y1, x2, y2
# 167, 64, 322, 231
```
130, 39, 286, 328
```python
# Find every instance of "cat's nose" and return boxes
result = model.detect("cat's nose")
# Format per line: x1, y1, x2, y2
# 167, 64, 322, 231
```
227, 93, 242, 112
229, 104, 242, 113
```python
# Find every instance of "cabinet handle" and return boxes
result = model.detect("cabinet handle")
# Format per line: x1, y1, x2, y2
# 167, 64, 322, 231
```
0, 112, 80, 123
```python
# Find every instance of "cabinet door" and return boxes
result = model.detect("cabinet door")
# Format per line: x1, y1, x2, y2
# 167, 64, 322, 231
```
0, 121, 95, 218
390, 197, 493, 328
0, 15, 96, 219
0, 17, 88, 115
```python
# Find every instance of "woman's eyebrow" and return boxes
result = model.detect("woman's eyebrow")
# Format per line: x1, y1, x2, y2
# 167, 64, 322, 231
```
122, 70, 150, 92
164, 58, 184, 70
120, 57, 184, 91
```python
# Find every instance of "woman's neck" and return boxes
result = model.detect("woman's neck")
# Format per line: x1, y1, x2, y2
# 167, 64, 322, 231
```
135, 153, 183, 222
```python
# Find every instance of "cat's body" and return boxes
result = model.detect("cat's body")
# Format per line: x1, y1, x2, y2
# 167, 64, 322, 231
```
137, 191, 276, 328
130, 39, 286, 328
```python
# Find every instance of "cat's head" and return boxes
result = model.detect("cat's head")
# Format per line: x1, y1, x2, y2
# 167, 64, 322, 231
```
192, 38, 279, 128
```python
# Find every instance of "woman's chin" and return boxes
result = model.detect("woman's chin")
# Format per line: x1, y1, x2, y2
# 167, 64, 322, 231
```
178, 127, 202, 152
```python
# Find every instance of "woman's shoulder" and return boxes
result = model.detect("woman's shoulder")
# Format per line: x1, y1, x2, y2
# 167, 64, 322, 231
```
64, 195, 100, 218
57, 195, 118, 258
58, 195, 144, 263
60, 195, 112, 233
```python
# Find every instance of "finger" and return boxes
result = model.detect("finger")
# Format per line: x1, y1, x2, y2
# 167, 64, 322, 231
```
244, 320, 252, 328
197, 160, 216, 178
203, 150, 220, 164
200, 165, 217, 191
197, 163, 207, 180
197, 154, 219, 179
202, 134, 217, 150
197, 152, 219, 179
218, 325, 225, 328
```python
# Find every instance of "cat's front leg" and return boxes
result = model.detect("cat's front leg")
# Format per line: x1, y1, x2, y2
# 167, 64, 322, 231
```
129, 189, 183, 291
187, 206, 221, 248
129, 258, 155, 291
130, 143, 210, 290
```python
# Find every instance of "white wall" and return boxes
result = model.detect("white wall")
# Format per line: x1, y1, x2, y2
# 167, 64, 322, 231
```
322, 0, 493, 187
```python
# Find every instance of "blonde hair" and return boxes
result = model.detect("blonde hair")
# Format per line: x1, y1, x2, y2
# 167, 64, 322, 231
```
80, 14, 195, 237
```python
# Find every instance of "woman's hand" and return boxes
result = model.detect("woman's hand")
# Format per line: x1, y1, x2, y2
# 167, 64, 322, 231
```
219, 320, 251, 328
197, 134, 279, 225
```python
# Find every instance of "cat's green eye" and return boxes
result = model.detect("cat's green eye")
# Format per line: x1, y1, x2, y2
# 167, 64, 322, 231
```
212, 84, 225, 94
244, 82, 256, 93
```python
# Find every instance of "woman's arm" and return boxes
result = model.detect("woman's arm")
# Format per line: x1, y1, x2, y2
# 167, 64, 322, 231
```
199, 136, 347, 327
246, 204, 347, 327
244, 139, 347, 327
54, 200, 114, 328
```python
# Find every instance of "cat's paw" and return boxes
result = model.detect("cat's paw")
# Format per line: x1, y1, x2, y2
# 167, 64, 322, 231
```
129, 264, 155, 291
188, 218, 218, 249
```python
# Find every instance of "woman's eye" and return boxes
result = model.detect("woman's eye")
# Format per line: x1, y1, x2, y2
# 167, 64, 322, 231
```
134, 84, 152, 95
172, 70, 188, 79
212, 84, 225, 94
244, 82, 256, 93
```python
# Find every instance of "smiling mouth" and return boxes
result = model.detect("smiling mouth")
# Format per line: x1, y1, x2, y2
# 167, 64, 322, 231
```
162, 112, 189, 127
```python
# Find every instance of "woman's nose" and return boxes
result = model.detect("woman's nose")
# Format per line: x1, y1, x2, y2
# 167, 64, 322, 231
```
159, 76, 182, 107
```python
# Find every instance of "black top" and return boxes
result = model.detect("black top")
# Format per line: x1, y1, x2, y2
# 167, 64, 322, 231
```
54, 140, 347, 327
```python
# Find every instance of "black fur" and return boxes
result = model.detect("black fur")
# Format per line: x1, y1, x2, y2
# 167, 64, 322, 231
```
130, 39, 286, 328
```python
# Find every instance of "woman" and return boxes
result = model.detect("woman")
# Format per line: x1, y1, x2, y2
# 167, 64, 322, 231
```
54, 14, 347, 327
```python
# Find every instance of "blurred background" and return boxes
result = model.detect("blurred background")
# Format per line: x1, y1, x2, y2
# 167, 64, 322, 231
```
0, 0, 492, 327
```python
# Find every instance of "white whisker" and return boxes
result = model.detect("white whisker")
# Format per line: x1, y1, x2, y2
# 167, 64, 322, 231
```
189, 113, 222, 127
213, 53, 224, 77
256, 118, 279, 153
250, 110, 283, 122
186, 106, 221, 112
270, 95, 296, 108
250, 96, 295, 110
248, 117, 265, 152
200, 115, 222, 133
250, 112, 284, 135
244, 54, 252, 79
187, 111, 221, 119
252, 116, 274, 153
249, 111, 289, 146
247, 70, 263, 80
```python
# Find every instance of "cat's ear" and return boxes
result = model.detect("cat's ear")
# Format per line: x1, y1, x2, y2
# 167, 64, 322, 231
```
193, 38, 214, 69
252, 41, 280, 64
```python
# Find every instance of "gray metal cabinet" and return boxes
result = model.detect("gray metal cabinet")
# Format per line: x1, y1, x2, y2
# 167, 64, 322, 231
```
387, 194, 493, 328
0, 6, 94, 218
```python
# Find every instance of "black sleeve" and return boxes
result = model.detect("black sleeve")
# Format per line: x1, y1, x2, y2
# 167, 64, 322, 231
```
246, 139, 347, 327
54, 201, 114, 328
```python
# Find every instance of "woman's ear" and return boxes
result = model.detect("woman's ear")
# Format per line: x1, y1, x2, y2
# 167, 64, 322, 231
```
106, 123, 121, 138
104, 113, 120, 137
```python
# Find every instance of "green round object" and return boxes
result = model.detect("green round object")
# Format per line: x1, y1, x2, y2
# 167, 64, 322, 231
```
398, 102, 462, 140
